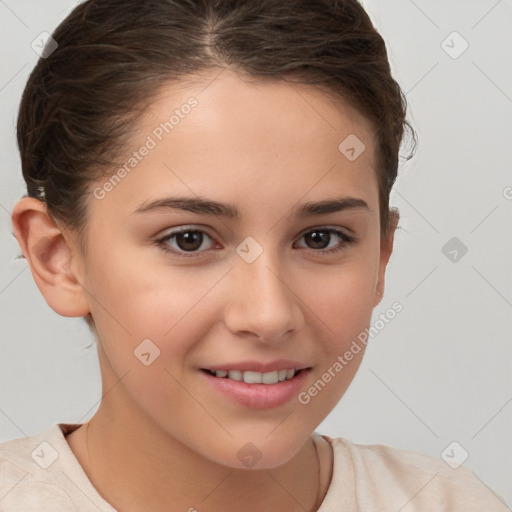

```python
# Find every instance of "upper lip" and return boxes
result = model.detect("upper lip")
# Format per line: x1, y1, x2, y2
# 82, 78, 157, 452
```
202, 360, 311, 373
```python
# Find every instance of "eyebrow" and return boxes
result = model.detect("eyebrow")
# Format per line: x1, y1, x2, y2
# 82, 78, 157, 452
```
134, 195, 370, 218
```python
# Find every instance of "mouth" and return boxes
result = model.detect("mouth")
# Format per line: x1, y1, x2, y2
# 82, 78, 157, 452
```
200, 366, 311, 409
201, 368, 306, 384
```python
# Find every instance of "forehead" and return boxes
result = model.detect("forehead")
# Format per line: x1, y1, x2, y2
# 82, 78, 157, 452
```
144, 70, 376, 158
87, 70, 378, 220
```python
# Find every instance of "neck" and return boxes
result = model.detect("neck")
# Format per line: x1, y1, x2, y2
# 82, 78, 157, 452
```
67, 386, 328, 512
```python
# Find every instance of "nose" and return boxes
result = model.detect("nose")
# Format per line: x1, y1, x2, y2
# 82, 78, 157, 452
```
223, 249, 305, 344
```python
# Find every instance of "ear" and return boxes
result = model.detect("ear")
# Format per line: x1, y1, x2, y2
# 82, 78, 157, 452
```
11, 197, 90, 317
374, 207, 399, 306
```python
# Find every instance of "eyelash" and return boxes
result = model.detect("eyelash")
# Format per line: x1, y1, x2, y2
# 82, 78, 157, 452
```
155, 226, 356, 259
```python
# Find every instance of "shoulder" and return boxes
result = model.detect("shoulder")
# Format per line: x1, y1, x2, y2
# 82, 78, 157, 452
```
327, 435, 510, 511
0, 425, 75, 510
0, 424, 113, 512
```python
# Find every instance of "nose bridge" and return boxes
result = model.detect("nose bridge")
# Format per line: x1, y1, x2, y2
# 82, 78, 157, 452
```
225, 240, 303, 341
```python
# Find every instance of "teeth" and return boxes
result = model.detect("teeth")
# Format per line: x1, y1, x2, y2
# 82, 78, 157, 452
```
261, 371, 279, 384
243, 371, 262, 384
227, 370, 243, 381
213, 369, 298, 384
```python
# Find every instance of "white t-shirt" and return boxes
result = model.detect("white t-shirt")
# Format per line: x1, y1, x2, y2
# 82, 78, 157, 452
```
0, 423, 508, 511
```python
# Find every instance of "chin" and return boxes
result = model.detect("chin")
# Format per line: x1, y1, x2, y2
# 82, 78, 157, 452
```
194, 432, 309, 471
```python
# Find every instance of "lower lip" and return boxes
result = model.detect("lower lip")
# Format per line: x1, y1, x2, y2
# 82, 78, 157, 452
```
200, 369, 310, 409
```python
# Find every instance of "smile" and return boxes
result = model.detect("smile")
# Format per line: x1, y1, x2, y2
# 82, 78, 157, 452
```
204, 368, 299, 384
201, 366, 311, 409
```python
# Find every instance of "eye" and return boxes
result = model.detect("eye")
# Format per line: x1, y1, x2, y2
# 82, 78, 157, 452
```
156, 226, 356, 259
156, 228, 217, 257
295, 227, 355, 255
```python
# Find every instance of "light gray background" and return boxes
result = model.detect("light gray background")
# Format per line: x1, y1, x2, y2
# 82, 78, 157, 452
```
1, 0, 511, 507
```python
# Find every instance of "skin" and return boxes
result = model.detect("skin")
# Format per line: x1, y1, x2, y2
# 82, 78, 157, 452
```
12, 70, 398, 511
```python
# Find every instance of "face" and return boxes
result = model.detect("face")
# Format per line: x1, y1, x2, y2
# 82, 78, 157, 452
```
69, 70, 391, 468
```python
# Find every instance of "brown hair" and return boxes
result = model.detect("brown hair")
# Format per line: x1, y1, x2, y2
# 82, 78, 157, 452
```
17, 0, 415, 242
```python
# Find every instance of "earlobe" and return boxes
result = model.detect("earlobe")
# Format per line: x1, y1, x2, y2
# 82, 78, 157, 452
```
11, 197, 90, 317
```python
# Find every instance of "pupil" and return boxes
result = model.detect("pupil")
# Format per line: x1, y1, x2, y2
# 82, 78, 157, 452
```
306, 231, 329, 249
177, 231, 203, 251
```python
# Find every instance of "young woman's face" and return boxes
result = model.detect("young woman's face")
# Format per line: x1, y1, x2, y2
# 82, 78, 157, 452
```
72, 70, 391, 468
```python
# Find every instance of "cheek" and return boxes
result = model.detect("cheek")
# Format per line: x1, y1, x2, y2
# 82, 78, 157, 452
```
83, 242, 231, 388
84, 236, 213, 336
306, 271, 374, 322
293, 247, 379, 410
300, 248, 380, 339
